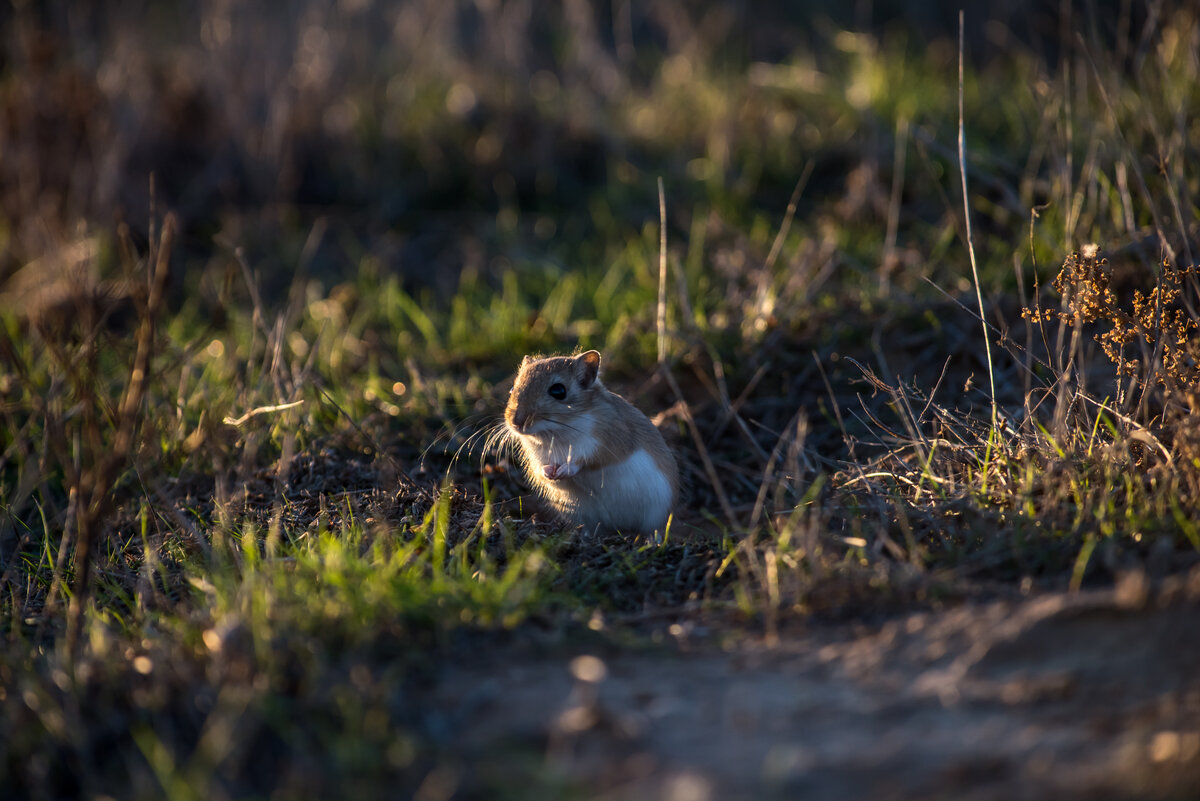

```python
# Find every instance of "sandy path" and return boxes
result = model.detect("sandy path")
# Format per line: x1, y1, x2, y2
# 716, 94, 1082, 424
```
432, 580, 1200, 799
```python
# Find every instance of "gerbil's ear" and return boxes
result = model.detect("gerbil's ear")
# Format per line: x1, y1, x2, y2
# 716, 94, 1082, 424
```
520, 354, 532, 368
576, 350, 601, 387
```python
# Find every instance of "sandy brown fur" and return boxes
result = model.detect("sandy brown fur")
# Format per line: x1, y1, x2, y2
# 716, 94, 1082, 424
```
504, 351, 679, 532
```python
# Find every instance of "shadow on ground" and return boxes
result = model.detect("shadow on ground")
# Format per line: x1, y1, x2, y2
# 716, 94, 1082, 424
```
433, 575, 1200, 800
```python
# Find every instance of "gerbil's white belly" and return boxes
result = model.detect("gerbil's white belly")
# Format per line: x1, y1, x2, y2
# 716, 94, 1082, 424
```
560, 448, 673, 533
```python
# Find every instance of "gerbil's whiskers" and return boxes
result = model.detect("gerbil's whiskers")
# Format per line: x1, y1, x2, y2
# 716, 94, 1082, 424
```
481, 420, 514, 462
423, 413, 488, 467
542, 416, 584, 435
451, 416, 508, 470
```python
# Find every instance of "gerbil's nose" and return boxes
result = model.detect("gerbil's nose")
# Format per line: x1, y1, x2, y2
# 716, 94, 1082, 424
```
509, 412, 528, 432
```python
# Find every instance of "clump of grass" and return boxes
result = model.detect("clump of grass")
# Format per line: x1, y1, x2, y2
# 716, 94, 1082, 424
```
2, 473, 566, 798
802, 239, 1200, 599
0, 214, 177, 653
1019, 245, 1200, 512
1026, 247, 1200, 418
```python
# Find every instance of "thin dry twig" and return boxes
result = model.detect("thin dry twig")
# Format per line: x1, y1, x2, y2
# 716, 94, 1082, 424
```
64, 213, 175, 654
316, 385, 413, 483
223, 400, 305, 426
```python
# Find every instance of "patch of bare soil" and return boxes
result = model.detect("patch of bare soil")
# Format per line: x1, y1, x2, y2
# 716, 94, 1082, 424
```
432, 575, 1200, 800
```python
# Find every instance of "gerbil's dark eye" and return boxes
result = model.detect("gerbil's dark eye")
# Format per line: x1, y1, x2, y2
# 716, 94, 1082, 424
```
547, 382, 567, 400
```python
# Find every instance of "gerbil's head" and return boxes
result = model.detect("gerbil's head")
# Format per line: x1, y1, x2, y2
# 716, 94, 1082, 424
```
505, 350, 602, 435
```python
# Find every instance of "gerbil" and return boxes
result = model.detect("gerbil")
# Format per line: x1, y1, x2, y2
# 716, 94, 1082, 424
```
504, 350, 678, 534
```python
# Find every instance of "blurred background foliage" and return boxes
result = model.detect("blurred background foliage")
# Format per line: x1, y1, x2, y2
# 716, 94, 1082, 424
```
4, 0, 1181, 309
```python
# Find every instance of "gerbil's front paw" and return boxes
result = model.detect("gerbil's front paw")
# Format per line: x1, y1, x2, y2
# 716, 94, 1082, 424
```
542, 462, 580, 480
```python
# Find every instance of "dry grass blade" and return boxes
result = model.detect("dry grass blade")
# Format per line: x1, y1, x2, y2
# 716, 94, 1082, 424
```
657, 176, 669, 366
762, 163, 813, 275
661, 368, 737, 529
654, 178, 736, 527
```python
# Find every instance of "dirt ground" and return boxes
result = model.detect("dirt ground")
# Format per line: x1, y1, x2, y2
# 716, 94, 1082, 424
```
432, 576, 1200, 800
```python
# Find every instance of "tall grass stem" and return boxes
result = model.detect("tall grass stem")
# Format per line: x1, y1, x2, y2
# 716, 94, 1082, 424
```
958, 11, 997, 427
657, 176, 668, 365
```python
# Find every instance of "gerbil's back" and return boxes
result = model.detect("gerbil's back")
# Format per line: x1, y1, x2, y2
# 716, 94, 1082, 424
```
598, 390, 669, 459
